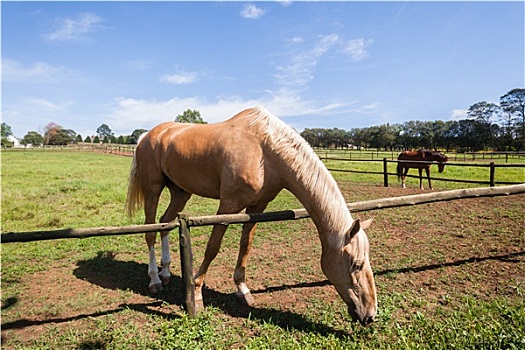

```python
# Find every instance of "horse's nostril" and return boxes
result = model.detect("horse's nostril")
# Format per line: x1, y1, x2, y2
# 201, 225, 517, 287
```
364, 316, 375, 326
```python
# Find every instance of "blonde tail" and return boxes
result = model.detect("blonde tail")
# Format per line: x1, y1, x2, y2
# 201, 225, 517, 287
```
126, 152, 143, 217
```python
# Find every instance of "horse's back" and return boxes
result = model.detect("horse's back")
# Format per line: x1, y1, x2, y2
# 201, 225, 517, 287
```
135, 114, 271, 200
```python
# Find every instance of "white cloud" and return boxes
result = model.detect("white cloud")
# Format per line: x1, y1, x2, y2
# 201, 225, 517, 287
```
2, 59, 64, 82
274, 33, 342, 88
241, 4, 265, 19
44, 12, 103, 42
104, 89, 356, 135
161, 70, 198, 85
277, 0, 293, 7
26, 97, 73, 111
449, 108, 467, 120
342, 38, 373, 61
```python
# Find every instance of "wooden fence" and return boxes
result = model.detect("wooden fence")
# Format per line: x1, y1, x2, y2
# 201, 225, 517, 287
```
2, 184, 525, 316
321, 156, 525, 187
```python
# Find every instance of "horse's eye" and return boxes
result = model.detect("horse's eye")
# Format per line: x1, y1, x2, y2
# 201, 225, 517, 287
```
353, 260, 364, 271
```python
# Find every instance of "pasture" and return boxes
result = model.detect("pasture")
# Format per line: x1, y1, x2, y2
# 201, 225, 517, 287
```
1, 151, 524, 349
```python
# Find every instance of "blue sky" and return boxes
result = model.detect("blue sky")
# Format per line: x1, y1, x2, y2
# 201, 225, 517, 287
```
3, 1, 524, 139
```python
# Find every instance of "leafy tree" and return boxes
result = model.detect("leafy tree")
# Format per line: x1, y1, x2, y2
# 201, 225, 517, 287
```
93, 135, 100, 144
96, 124, 114, 139
84, 135, 92, 143
76, 134, 83, 143
127, 129, 148, 144
117, 135, 126, 144
1, 123, 13, 138
43, 122, 76, 145
175, 109, 207, 124
500, 88, 525, 151
21, 131, 44, 146
1, 123, 14, 146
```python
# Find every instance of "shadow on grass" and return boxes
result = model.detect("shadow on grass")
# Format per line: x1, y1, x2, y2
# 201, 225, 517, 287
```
4, 249, 522, 337
3, 251, 350, 338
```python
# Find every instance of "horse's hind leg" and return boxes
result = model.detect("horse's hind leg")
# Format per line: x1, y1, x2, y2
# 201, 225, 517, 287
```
143, 183, 164, 294
158, 184, 192, 287
418, 168, 424, 189
233, 202, 269, 307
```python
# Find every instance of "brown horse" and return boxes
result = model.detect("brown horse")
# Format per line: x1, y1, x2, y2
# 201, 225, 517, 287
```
126, 107, 377, 326
397, 150, 448, 190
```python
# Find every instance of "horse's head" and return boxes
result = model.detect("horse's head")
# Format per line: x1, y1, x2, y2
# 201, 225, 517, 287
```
321, 218, 377, 326
436, 153, 449, 173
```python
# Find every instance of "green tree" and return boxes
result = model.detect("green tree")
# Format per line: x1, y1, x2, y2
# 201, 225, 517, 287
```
127, 129, 148, 144
43, 122, 76, 145
175, 109, 207, 124
93, 135, 100, 144
97, 124, 114, 139
1, 123, 13, 138
21, 131, 44, 146
84, 135, 92, 143
1, 122, 13, 146
500, 88, 525, 151
76, 134, 83, 143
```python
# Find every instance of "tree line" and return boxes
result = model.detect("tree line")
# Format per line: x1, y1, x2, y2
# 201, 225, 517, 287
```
2, 89, 524, 151
1, 110, 205, 147
300, 88, 525, 152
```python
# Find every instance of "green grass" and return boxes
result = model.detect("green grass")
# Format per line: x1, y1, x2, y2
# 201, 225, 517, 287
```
1, 151, 524, 349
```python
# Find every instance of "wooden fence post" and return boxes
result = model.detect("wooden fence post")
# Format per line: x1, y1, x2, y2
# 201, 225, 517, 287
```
383, 158, 388, 187
178, 213, 196, 317
489, 162, 495, 187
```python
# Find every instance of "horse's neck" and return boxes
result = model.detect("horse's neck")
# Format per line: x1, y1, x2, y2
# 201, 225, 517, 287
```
276, 151, 352, 249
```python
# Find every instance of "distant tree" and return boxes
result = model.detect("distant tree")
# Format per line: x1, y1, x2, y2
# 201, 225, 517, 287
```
43, 122, 76, 145
76, 134, 83, 143
117, 135, 125, 144
467, 102, 500, 149
93, 135, 100, 144
97, 124, 114, 139
102, 136, 110, 144
84, 135, 92, 143
500, 88, 525, 151
175, 109, 207, 124
1, 123, 13, 138
127, 129, 148, 144
21, 131, 44, 146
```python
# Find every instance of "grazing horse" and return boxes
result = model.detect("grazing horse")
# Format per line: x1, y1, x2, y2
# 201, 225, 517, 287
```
126, 107, 377, 326
397, 150, 448, 190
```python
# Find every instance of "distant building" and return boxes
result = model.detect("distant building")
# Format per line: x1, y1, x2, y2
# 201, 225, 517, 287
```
7, 135, 21, 147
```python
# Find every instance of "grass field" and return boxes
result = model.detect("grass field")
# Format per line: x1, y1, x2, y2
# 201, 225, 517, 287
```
1, 151, 524, 349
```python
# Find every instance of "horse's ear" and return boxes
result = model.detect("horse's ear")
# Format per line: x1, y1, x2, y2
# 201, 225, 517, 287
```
360, 217, 374, 230
347, 219, 361, 240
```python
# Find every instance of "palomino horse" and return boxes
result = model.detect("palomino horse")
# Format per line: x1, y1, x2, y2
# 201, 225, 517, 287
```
126, 107, 377, 326
397, 150, 448, 190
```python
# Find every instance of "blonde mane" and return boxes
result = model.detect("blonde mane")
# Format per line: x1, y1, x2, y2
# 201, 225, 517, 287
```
244, 107, 353, 249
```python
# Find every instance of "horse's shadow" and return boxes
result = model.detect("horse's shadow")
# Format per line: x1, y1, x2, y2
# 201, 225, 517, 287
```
73, 251, 351, 338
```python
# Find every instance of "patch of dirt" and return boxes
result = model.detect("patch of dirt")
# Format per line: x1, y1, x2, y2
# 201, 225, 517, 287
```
2, 185, 524, 347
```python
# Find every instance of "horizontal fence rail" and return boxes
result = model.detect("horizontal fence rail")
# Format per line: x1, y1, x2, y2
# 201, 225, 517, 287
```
3, 184, 524, 244
322, 157, 525, 187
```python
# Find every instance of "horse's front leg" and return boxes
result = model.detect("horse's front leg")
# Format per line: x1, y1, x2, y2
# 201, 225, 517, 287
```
402, 167, 409, 188
425, 167, 433, 190
418, 168, 424, 189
